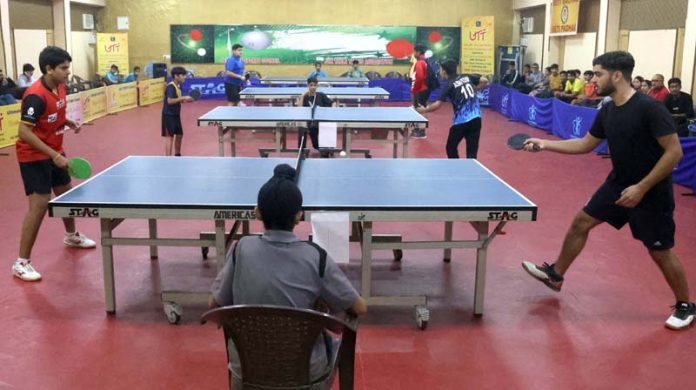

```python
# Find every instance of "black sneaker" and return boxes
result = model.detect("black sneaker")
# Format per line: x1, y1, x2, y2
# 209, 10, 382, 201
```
521, 261, 564, 292
665, 301, 696, 330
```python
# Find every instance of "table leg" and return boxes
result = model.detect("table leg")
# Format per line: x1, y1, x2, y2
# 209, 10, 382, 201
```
148, 219, 158, 259
360, 221, 373, 300
443, 221, 453, 262
472, 221, 489, 316
217, 126, 224, 157
101, 219, 116, 314
215, 220, 226, 270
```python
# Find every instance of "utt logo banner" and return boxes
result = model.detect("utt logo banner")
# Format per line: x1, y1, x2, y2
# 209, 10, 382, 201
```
550, 0, 580, 36
461, 16, 495, 75
97, 33, 129, 76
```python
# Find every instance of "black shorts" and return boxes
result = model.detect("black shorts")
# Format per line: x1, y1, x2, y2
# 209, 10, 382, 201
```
161, 115, 183, 136
412, 89, 430, 108
225, 83, 241, 103
583, 180, 675, 250
19, 158, 71, 196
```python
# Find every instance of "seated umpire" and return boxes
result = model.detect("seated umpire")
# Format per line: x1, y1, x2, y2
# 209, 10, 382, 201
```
210, 164, 367, 389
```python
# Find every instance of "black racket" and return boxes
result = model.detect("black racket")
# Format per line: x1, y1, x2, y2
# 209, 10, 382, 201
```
507, 133, 533, 150
189, 88, 202, 101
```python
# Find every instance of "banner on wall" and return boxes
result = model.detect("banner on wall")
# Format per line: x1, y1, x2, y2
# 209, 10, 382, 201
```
138, 78, 166, 106
97, 33, 129, 76
170, 24, 461, 66
106, 82, 138, 114
66, 93, 83, 124
550, 0, 580, 36
81, 87, 107, 123
0, 103, 21, 149
461, 16, 495, 75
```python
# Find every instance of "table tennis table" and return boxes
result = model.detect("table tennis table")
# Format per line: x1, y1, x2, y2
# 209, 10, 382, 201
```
240, 87, 389, 106
48, 156, 536, 328
260, 76, 370, 86
198, 106, 427, 158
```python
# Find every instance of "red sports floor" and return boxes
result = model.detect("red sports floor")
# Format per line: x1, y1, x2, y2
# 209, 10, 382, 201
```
0, 100, 694, 389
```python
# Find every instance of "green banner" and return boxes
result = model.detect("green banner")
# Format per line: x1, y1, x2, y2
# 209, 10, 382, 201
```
170, 24, 460, 66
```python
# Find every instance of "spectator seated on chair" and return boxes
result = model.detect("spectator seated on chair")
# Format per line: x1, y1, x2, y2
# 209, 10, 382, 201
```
555, 69, 584, 103
572, 70, 601, 107
123, 66, 140, 83
210, 164, 367, 390
648, 74, 669, 102
0, 69, 18, 105
104, 64, 120, 85
664, 77, 695, 136
17, 63, 37, 88
501, 62, 520, 88
365, 71, 381, 80
346, 60, 365, 78
308, 62, 327, 78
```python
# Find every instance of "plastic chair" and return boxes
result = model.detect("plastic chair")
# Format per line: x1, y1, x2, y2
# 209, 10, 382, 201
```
365, 71, 381, 80
384, 71, 402, 80
201, 305, 357, 390
246, 71, 262, 80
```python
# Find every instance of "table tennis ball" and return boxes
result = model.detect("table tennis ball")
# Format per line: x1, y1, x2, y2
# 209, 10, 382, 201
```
339, 150, 347, 157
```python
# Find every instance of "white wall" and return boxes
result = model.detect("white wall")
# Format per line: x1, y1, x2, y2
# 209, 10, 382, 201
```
13, 29, 47, 76
628, 29, 677, 80
521, 33, 544, 66
563, 33, 597, 71
71, 31, 95, 78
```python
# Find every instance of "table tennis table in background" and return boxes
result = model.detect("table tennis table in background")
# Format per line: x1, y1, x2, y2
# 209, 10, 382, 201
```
260, 76, 370, 86
48, 156, 537, 328
240, 87, 389, 106
197, 106, 427, 158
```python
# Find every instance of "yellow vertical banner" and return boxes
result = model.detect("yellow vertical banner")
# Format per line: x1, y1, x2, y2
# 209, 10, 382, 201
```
461, 16, 495, 75
138, 78, 166, 106
0, 103, 22, 149
80, 87, 107, 123
66, 93, 83, 124
106, 82, 138, 114
550, 0, 580, 36
97, 33, 129, 76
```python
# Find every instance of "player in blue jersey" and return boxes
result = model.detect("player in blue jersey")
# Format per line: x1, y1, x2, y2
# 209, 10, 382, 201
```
417, 59, 489, 158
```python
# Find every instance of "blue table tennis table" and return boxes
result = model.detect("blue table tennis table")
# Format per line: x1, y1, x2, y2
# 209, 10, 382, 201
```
198, 106, 428, 158
48, 156, 536, 328
240, 87, 389, 106
260, 76, 370, 86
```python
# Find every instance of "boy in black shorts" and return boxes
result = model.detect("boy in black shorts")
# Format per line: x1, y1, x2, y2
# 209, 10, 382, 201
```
520, 51, 694, 330
162, 66, 193, 156
14, 46, 96, 282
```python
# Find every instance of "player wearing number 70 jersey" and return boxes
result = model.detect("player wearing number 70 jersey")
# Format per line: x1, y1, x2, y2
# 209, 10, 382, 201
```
417, 59, 488, 159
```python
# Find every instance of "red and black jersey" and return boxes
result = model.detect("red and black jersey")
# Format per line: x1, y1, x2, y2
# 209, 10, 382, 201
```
15, 78, 67, 162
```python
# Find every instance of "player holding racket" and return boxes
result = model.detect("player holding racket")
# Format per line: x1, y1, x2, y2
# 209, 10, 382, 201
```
14, 46, 96, 282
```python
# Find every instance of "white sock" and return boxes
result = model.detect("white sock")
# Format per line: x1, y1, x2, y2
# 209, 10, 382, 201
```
65, 231, 77, 237
16, 257, 30, 265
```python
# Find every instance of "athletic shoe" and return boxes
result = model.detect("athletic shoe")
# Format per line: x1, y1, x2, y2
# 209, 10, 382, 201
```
12, 261, 42, 282
411, 129, 427, 139
665, 301, 696, 330
521, 261, 564, 292
64, 232, 97, 248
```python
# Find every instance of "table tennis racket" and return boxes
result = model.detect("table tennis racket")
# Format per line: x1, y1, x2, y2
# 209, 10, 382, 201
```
68, 157, 92, 179
189, 88, 202, 101
507, 133, 535, 151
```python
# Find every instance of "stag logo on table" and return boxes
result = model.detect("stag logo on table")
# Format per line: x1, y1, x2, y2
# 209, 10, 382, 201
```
187, 81, 226, 97
527, 104, 538, 127
571, 116, 583, 137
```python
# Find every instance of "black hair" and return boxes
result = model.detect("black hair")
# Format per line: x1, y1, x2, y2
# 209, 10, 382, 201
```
592, 51, 634, 81
583, 70, 594, 76
352, 60, 359, 65
171, 66, 186, 77
133, 66, 141, 71
523, 64, 531, 68
111, 64, 118, 70
314, 61, 322, 67
560, 71, 568, 75
232, 43, 243, 51
633, 75, 645, 83
550, 63, 559, 70
441, 59, 458, 77
668, 77, 681, 86
257, 164, 303, 231
38, 46, 72, 75
307, 76, 318, 84
414, 44, 427, 55
23, 63, 35, 72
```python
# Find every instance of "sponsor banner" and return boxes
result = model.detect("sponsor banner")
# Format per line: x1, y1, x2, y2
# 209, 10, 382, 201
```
81, 87, 107, 123
138, 78, 166, 106
461, 16, 495, 75
0, 103, 22, 149
550, 0, 580, 36
511, 90, 553, 132
106, 82, 138, 114
97, 33, 129, 75
66, 93, 83, 124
